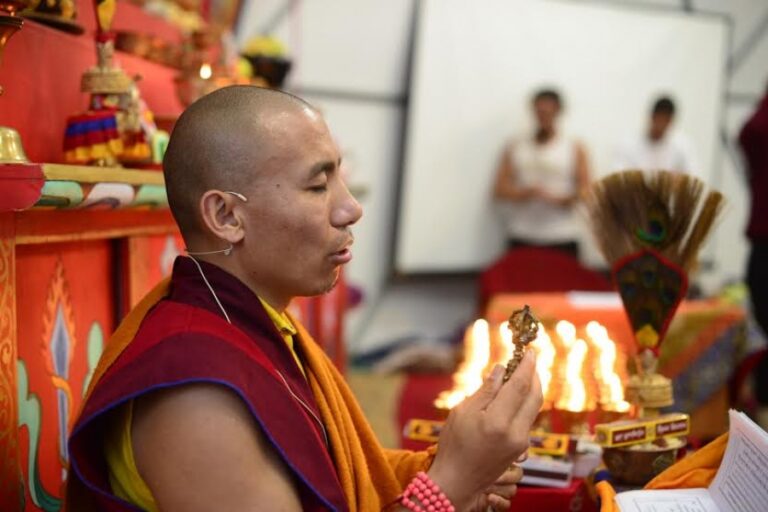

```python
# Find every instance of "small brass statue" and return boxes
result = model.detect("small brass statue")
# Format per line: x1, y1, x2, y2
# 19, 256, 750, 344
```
503, 305, 539, 382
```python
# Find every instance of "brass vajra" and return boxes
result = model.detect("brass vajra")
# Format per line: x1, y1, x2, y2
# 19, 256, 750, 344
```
503, 305, 539, 382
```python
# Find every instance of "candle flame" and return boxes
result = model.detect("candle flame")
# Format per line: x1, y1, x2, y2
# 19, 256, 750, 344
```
532, 323, 555, 402
586, 321, 630, 412
434, 317, 629, 416
199, 63, 213, 80
435, 319, 491, 409
555, 320, 576, 349
555, 337, 588, 412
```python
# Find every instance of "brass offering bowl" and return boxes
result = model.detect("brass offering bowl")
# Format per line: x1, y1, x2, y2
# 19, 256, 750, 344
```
602, 437, 684, 486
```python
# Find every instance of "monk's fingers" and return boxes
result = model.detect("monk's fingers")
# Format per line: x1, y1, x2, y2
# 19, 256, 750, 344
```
486, 481, 518, 500
485, 492, 513, 512
508, 369, 543, 433
486, 350, 537, 421
490, 466, 524, 487
461, 364, 505, 414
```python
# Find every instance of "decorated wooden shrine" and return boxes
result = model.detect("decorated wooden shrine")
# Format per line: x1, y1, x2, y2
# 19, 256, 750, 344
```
0, 164, 347, 510
0, 0, 338, 510
0, 163, 180, 510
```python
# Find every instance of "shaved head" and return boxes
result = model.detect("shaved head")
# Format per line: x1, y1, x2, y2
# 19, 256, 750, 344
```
162, 85, 361, 309
163, 86, 314, 238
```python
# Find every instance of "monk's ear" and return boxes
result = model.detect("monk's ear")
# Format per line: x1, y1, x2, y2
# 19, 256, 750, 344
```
199, 190, 245, 244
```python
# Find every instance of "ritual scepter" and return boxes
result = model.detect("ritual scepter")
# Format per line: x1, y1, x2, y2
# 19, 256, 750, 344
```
406, 305, 542, 445
503, 305, 539, 382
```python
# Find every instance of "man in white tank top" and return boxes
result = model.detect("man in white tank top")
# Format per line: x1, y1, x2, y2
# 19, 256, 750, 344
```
493, 89, 591, 257
612, 96, 698, 176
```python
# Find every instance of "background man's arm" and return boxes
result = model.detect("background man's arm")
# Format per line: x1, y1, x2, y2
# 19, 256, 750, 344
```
574, 141, 591, 196
493, 146, 535, 201
533, 141, 590, 207
133, 383, 303, 512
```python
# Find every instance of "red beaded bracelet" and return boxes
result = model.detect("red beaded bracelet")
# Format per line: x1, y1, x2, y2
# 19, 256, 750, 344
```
400, 471, 455, 512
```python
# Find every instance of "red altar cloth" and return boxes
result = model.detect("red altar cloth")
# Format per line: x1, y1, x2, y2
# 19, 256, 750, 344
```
516, 479, 597, 512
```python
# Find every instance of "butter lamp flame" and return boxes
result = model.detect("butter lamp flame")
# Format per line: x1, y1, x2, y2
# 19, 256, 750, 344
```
435, 319, 491, 410
199, 63, 212, 80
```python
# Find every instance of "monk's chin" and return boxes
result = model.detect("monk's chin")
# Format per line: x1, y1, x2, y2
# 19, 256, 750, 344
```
299, 270, 341, 298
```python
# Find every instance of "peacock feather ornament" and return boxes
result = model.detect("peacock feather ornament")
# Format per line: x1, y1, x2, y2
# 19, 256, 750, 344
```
584, 170, 723, 415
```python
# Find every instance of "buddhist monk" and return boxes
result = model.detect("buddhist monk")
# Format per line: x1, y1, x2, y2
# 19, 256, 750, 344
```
67, 86, 543, 512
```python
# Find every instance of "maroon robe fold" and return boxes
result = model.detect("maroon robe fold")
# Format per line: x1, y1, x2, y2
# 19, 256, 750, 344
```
67, 258, 348, 511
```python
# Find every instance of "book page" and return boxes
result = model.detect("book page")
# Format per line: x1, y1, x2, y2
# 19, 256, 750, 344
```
615, 488, 719, 512
709, 410, 768, 512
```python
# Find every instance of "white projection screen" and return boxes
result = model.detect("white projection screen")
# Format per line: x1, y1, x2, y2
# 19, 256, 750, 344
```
396, 0, 727, 273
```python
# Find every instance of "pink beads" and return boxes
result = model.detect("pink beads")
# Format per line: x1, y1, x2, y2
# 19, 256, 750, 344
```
400, 471, 456, 512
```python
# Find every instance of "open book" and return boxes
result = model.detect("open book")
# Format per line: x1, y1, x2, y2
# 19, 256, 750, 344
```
615, 410, 768, 512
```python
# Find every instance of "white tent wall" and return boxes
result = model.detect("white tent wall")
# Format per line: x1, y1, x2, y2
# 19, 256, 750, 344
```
235, 0, 767, 352
398, 0, 729, 273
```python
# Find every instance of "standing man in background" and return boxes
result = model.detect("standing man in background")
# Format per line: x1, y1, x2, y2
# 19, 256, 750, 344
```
613, 96, 699, 175
493, 88, 591, 258
739, 85, 768, 429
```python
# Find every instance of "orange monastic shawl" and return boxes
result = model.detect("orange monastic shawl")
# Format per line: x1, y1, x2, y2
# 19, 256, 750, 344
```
597, 434, 728, 512
70, 278, 434, 511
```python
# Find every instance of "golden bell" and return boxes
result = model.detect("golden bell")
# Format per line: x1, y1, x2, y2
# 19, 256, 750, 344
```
0, 125, 29, 162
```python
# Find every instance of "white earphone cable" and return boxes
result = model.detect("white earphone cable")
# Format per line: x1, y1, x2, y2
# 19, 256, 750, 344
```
187, 254, 232, 324
186, 254, 328, 447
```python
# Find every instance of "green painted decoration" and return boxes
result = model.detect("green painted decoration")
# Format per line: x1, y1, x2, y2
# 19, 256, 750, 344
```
17, 361, 62, 512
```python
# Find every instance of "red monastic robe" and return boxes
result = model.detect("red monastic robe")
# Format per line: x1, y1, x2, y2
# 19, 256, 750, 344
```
66, 258, 433, 511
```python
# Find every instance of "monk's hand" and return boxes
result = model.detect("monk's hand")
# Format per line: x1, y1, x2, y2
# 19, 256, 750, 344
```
467, 465, 523, 512
427, 350, 542, 512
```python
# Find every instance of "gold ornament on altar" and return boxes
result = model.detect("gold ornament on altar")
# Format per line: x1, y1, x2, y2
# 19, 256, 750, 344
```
0, 0, 26, 89
240, 35, 293, 89
625, 350, 673, 413
81, 0, 130, 95
21, 0, 83, 34
81, 38, 132, 95
174, 28, 254, 107
63, 0, 158, 166
0, 0, 25, 64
